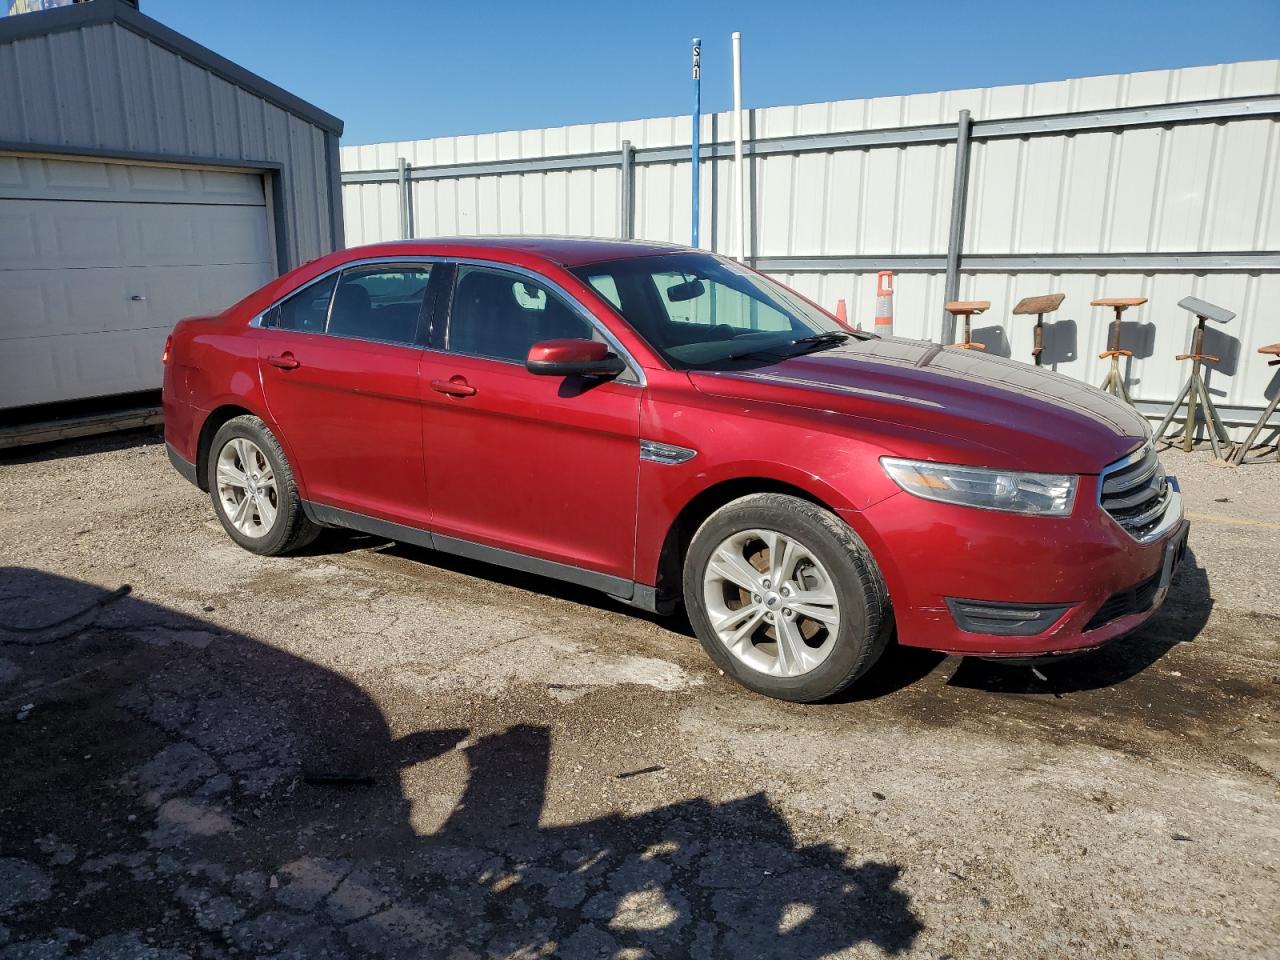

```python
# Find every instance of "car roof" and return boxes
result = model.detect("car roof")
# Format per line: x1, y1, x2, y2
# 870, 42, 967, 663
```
351, 236, 690, 268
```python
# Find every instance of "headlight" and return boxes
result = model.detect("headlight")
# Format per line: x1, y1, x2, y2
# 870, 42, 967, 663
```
880, 457, 1078, 516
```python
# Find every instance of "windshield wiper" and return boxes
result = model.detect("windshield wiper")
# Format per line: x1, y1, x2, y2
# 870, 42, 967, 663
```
721, 331, 862, 364
722, 343, 798, 362
784, 331, 873, 356
790, 332, 852, 349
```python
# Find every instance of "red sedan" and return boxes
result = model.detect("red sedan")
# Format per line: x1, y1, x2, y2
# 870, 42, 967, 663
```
163, 238, 1188, 701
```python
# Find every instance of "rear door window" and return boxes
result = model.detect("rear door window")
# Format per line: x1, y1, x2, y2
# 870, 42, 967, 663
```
263, 274, 338, 332
328, 265, 433, 345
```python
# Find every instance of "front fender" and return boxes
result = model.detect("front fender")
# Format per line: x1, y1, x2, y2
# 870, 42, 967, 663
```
633, 379, 904, 588
633, 452, 902, 590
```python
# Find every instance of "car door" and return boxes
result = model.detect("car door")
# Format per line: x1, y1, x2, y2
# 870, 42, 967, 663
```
418, 262, 642, 583
254, 260, 441, 529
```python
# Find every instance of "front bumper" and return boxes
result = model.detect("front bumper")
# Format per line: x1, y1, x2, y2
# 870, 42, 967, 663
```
844, 475, 1189, 657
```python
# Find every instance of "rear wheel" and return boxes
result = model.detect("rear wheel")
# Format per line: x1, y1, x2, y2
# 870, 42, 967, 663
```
207, 415, 318, 556
683, 493, 892, 702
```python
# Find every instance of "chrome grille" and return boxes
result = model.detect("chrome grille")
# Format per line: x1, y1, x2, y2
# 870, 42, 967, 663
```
1099, 443, 1171, 541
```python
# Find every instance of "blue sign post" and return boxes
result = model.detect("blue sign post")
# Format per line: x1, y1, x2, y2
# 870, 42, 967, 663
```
691, 37, 701, 248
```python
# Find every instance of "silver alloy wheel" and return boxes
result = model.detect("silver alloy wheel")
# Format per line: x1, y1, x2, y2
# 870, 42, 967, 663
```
215, 437, 278, 539
701, 528, 841, 678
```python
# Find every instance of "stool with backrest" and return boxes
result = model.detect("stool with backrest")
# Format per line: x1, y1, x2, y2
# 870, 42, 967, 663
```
1154, 296, 1234, 458
944, 301, 991, 350
1092, 297, 1146, 404
1012, 293, 1065, 366
1227, 341, 1280, 466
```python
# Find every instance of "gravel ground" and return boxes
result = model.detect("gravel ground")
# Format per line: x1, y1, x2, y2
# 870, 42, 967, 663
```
0, 431, 1276, 960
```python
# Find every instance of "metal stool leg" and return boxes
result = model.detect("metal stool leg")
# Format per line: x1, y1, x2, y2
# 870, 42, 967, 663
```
1229, 387, 1280, 466
1180, 359, 1202, 453
1154, 378, 1194, 442
1200, 385, 1232, 447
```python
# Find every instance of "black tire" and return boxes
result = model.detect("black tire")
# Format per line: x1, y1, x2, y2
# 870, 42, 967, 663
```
207, 415, 319, 556
683, 493, 892, 702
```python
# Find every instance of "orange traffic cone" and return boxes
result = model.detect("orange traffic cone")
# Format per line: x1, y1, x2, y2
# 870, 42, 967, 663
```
874, 271, 894, 336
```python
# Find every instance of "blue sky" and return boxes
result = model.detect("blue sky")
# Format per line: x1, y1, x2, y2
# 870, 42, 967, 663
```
137, 0, 1280, 144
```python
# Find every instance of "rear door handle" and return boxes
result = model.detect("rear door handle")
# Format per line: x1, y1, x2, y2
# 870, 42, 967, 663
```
430, 377, 477, 398
266, 353, 300, 370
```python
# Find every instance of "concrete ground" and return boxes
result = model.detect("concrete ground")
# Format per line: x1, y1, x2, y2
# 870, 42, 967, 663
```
0, 432, 1277, 960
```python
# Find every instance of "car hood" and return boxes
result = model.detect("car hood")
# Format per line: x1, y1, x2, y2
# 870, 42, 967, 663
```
687, 337, 1148, 474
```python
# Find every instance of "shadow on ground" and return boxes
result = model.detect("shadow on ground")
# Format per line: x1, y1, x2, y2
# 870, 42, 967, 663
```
0, 568, 920, 959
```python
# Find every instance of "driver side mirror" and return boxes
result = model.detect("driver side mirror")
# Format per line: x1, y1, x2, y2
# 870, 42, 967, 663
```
526, 338, 626, 378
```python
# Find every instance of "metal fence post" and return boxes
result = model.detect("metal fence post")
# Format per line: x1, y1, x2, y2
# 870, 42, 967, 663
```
619, 140, 634, 240
942, 109, 972, 344
396, 157, 411, 240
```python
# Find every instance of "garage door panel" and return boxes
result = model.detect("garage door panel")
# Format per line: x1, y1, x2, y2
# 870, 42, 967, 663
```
0, 328, 164, 409
42, 155, 115, 194
52, 210, 131, 267
0, 207, 38, 260
0, 156, 266, 205
0, 262, 273, 340
1, 155, 275, 408
1, 199, 273, 269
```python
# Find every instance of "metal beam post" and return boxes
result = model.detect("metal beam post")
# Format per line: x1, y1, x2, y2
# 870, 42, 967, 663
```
396, 157, 411, 240
942, 109, 972, 344
619, 140, 634, 240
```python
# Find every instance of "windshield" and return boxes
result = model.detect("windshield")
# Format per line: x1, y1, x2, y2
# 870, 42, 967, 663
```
570, 253, 865, 370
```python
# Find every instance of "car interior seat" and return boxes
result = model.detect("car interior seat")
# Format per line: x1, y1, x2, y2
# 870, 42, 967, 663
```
329, 283, 373, 337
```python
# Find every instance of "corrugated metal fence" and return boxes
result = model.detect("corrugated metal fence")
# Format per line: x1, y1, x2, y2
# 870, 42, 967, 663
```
341, 60, 1280, 436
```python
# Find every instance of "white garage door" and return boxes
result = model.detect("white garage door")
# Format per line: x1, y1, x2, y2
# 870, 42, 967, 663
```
0, 155, 276, 409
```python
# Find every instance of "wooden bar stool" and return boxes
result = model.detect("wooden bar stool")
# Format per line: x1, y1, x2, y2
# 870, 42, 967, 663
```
945, 300, 991, 350
1227, 342, 1280, 466
1154, 296, 1234, 458
1012, 293, 1065, 366
1092, 296, 1147, 404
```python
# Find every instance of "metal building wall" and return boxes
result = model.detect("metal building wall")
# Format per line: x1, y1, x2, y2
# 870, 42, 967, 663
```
0, 19, 341, 268
340, 61, 1280, 432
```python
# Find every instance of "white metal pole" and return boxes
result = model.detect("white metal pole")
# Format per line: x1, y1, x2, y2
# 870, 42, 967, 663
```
691, 37, 702, 248
731, 31, 746, 262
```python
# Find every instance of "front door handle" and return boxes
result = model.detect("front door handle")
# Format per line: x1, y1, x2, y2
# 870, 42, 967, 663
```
266, 353, 300, 370
430, 377, 477, 398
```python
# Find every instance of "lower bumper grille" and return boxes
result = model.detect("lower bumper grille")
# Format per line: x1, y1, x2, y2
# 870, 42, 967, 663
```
1083, 570, 1162, 632
946, 598, 1072, 636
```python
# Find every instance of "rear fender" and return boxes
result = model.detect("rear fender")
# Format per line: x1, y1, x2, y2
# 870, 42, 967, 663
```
187, 330, 308, 497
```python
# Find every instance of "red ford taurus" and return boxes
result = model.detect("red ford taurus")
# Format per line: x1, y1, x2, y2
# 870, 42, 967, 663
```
163, 238, 1188, 701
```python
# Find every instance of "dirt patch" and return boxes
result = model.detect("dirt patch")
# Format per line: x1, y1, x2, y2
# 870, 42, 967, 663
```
0, 431, 1276, 959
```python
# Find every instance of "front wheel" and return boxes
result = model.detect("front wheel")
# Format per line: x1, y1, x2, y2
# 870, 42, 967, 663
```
683, 493, 892, 702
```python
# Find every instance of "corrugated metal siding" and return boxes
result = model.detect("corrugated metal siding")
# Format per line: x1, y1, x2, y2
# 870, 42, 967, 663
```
340, 60, 1280, 430
0, 21, 338, 268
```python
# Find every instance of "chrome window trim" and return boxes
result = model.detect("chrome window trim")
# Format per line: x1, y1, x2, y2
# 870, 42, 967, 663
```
248, 254, 646, 387
443, 258, 646, 387
248, 256, 449, 331
1097, 441, 1184, 544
